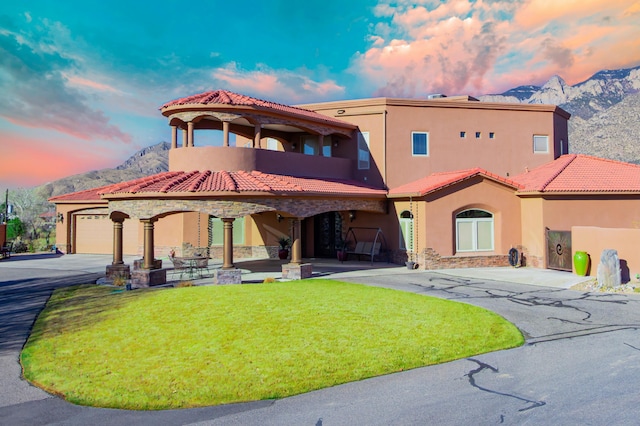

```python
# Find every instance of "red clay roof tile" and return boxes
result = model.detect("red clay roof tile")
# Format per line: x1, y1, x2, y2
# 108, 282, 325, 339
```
512, 154, 640, 193
388, 168, 522, 197
161, 89, 354, 128
50, 170, 387, 201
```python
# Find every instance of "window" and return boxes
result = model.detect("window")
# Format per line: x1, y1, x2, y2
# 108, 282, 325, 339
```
533, 135, 549, 153
399, 211, 414, 250
460, 131, 466, 138
412, 132, 428, 156
322, 137, 332, 157
455, 209, 494, 252
266, 138, 279, 151
489, 132, 495, 139
209, 216, 245, 246
475, 132, 481, 139
358, 132, 370, 169
303, 136, 317, 155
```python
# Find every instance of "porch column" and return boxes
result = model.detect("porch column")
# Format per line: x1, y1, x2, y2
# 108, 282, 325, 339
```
187, 122, 195, 147
112, 218, 124, 265
223, 121, 230, 147
170, 125, 177, 149
291, 218, 302, 264
182, 128, 188, 148
318, 135, 324, 156
222, 218, 235, 269
142, 219, 156, 269
254, 123, 261, 148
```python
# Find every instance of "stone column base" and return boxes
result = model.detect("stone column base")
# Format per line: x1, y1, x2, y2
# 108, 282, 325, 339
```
133, 259, 163, 270
214, 269, 242, 284
106, 264, 131, 279
132, 268, 167, 288
282, 263, 313, 280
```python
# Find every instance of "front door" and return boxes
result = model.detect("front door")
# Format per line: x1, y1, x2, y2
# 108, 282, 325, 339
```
314, 212, 342, 258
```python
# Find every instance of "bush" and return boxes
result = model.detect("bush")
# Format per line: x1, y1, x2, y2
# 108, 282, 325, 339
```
12, 238, 28, 253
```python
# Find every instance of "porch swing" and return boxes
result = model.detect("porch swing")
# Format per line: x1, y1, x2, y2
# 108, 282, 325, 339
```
341, 227, 389, 264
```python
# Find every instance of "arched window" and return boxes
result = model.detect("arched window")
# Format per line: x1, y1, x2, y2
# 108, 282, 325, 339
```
399, 210, 414, 250
455, 209, 493, 252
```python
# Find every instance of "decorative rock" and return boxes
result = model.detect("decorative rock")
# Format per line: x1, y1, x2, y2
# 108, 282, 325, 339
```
596, 249, 621, 288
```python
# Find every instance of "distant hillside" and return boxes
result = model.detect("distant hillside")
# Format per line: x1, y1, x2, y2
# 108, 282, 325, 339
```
37, 142, 170, 199
480, 65, 640, 164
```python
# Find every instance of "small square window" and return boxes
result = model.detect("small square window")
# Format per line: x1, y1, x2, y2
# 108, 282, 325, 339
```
489, 132, 495, 139
533, 135, 549, 153
460, 131, 466, 138
475, 132, 481, 139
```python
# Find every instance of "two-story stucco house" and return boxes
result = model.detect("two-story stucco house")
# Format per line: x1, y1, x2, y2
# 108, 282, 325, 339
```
50, 89, 640, 285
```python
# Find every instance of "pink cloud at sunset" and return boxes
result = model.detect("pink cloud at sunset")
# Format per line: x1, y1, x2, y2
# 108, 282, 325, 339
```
355, 0, 640, 96
0, 132, 122, 188
212, 64, 345, 103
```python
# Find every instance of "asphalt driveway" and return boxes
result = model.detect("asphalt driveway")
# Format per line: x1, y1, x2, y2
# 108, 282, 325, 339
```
1, 254, 639, 425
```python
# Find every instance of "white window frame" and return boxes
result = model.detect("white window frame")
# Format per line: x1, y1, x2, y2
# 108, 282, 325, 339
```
455, 210, 494, 252
358, 132, 370, 170
412, 131, 429, 156
533, 135, 549, 153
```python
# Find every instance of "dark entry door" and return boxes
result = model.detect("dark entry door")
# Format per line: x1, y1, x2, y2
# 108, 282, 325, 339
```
547, 230, 572, 271
314, 212, 342, 258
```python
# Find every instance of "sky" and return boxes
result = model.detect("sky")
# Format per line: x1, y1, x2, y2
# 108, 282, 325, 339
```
1, 0, 639, 190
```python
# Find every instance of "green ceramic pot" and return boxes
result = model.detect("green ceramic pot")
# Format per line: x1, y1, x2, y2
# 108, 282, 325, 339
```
574, 251, 589, 276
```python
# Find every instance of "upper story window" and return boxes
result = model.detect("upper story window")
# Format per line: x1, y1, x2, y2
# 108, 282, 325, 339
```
475, 132, 481, 139
266, 138, 279, 151
533, 135, 549, 153
460, 131, 466, 138
358, 132, 370, 170
303, 136, 317, 155
412, 132, 429, 156
322, 137, 332, 157
455, 209, 494, 252
489, 132, 495, 139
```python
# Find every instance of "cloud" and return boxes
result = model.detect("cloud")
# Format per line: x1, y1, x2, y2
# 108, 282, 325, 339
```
353, 0, 640, 96
210, 63, 345, 103
0, 131, 119, 188
0, 16, 131, 143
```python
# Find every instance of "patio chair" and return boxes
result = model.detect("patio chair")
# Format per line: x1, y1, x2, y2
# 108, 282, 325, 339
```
194, 257, 211, 278
169, 256, 188, 281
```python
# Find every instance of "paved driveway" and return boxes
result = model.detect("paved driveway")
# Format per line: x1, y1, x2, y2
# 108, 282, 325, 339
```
1, 254, 640, 425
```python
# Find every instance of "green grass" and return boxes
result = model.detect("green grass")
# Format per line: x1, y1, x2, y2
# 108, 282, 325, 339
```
21, 280, 523, 409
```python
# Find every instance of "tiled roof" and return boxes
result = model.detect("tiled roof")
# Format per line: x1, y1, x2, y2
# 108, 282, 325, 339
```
512, 154, 640, 193
388, 168, 522, 197
50, 171, 386, 202
161, 89, 354, 128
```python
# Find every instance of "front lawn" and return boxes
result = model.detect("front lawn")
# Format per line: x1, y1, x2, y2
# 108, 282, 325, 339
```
21, 280, 523, 409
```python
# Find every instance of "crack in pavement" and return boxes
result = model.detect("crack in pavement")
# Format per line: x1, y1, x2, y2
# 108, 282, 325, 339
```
466, 358, 546, 415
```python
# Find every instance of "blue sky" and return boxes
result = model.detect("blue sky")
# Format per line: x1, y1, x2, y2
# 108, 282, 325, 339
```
1, 0, 639, 189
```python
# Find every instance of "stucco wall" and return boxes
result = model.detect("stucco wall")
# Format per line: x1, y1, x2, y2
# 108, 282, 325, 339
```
521, 196, 640, 269
572, 226, 640, 281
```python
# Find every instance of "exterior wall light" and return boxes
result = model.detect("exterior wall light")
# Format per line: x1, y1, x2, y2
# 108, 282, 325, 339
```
277, 213, 283, 222
349, 211, 356, 222
57, 213, 64, 223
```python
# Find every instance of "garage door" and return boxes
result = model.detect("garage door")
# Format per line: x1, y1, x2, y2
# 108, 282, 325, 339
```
75, 214, 112, 254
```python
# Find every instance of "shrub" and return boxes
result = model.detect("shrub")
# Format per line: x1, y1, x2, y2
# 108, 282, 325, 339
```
176, 281, 195, 288
263, 277, 276, 284
112, 275, 127, 287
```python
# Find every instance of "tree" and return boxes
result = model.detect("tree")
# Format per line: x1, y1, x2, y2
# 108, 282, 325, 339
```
9, 188, 53, 240
7, 217, 25, 240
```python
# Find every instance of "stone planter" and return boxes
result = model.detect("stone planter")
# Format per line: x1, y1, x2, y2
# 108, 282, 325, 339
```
573, 251, 590, 276
278, 249, 289, 260
406, 261, 416, 270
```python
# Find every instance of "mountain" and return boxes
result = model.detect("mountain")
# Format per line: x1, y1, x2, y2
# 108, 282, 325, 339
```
36, 142, 170, 199
480, 65, 640, 164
